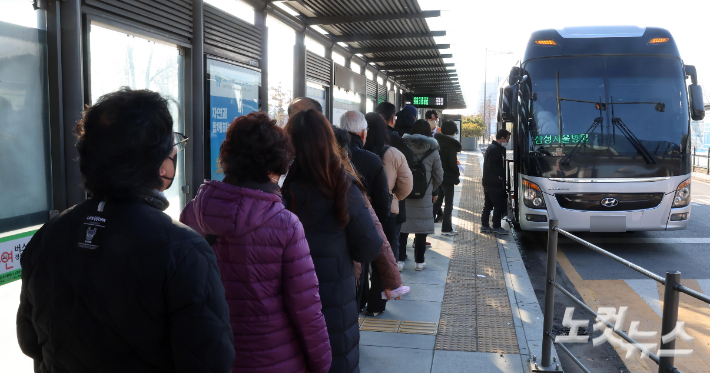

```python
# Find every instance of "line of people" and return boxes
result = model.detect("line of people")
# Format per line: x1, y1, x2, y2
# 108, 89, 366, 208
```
16, 87, 462, 373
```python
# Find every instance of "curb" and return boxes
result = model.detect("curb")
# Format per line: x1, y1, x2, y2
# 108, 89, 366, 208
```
692, 171, 710, 183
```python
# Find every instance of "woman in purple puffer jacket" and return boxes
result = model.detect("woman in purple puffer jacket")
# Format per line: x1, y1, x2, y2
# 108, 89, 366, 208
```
180, 112, 331, 373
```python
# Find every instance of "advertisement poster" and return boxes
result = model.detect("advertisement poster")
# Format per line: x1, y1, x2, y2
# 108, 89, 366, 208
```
207, 58, 260, 180
0, 231, 35, 286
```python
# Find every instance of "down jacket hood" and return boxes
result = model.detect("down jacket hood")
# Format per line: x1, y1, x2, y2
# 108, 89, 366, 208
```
403, 133, 440, 154
434, 132, 462, 152
186, 180, 285, 237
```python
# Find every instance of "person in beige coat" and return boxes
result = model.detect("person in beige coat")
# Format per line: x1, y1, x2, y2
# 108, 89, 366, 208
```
363, 113, 413, 314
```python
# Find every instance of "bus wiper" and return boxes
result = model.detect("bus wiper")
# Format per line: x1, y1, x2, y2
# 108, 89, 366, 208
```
560, 116, 603, 166
610, 97, 657, 164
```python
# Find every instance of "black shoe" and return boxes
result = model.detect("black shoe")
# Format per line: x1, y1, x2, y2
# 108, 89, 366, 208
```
434, 215, 443, 223
365, 310, 385, 317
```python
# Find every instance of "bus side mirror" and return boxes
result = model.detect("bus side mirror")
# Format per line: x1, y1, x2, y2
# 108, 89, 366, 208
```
689, 84, 705, 121
500, 85, 515, 122
509, 66, 521, 84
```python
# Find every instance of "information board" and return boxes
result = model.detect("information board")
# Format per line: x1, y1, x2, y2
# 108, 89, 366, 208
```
0, 231, 36, 286
206, 58, 261, 180
411, 94, 447, 109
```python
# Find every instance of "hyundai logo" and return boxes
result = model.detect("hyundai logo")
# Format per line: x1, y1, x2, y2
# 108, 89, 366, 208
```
601, 197, 619, 208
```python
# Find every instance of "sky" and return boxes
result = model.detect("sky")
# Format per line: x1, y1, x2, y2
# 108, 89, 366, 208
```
418, 0, 710, 115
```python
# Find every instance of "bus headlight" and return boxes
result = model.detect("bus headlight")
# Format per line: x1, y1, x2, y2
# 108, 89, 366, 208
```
523, 179, 547, 209
672, 179, 690, 208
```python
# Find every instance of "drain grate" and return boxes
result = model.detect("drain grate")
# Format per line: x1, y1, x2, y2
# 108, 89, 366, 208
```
358, 318, 439, 335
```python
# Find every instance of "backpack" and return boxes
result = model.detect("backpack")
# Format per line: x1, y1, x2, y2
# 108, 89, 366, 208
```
407, 148, 436, 199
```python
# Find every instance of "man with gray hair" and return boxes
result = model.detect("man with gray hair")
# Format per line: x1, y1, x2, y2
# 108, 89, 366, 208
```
339, 111, 391, 315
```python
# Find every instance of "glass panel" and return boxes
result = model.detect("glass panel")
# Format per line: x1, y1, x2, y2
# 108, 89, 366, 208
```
0, 5, 51, 233
365, 70, 373, 80
366, 99, 374, 113
206, 58, 261, 181
305, 37, 325, 57
524, 56, 689, 159
351, 63, 361, 75
266, 16, 294, 126
332, 52, 345, 67
204, 0, 254, 24
89, 24, 185, 219
306, 82, 327, 113
333, 88, 361, 127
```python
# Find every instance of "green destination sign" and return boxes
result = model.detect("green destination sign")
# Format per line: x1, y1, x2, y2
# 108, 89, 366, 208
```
534, 133, 589, 145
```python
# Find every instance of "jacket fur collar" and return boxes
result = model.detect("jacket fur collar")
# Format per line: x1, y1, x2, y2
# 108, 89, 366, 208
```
434, 132, 462, 152
403, 134, 439, 154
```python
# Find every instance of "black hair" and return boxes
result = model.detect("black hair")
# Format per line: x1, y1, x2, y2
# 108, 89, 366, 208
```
75, 87, 174, 200
375, 101, 397, 123
411, 119, 433, 137
441, 120, 458, 136
332, 126, 352, 158
425, 110, 438, 120
496, 129, 512, 140
363, 112, 391, 156
287, 97, 323, 116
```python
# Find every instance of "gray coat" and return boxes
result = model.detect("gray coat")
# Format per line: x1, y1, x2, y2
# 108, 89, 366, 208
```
401, 134, 443, 234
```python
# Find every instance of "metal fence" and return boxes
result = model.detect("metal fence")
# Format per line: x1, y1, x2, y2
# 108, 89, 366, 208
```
536, 219, 710, 373
692, 146, 710, 174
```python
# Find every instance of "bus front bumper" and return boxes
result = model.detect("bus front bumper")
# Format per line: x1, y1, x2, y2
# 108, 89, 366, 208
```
518, 193, 690, 232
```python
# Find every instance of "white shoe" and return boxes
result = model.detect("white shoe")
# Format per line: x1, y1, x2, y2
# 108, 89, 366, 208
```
397, 261, 404, 272
414, 262, 426, 271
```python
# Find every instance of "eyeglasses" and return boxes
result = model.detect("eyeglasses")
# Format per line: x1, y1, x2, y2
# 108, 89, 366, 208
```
174, 132, 189, 151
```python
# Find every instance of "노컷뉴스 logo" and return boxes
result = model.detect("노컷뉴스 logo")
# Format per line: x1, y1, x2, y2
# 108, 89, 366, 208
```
601, 197, 619, 208
558, 306, 695, 359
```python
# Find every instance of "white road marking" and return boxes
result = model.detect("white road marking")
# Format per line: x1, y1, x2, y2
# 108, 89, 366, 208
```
560, 237, 710, 244
625, 279, 663, 318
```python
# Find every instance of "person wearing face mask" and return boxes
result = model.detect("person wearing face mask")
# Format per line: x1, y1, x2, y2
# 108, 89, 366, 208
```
17, 88, 235, 373
481, 129, 512, 234
425, 110, 440, 135
181, 112, 332, 373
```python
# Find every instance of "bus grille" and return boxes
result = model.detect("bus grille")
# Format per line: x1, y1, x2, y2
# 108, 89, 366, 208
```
555, 193, 664, 211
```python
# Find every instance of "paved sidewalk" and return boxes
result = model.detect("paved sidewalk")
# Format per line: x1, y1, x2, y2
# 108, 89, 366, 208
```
359, 152, 547, 373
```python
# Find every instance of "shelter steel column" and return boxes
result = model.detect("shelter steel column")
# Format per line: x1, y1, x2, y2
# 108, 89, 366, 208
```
191, 0, 205, 193
59, 0, 84, 207
293, 31, 306, 99
255, 8, 268, 114
325, 47, 334, 122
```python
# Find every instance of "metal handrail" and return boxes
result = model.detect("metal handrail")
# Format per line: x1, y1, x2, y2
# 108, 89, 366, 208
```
692, 146, 710, 174
546, 331, 591, 373
534, 219, 705, 373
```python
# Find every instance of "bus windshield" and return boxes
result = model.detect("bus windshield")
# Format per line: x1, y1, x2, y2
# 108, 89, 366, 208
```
522, 56, 689, 158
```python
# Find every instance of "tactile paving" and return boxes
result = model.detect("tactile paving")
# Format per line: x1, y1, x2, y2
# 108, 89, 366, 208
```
434, 154, 519, 353
358, 318, 438, 335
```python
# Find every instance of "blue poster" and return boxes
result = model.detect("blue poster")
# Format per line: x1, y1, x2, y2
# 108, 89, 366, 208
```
207, 58, 261, 180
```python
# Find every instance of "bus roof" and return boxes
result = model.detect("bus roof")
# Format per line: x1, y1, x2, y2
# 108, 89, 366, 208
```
523, 26, 680, 62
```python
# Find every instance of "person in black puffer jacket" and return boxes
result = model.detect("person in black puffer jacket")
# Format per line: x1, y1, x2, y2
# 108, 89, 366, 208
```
16, 88, 235, 373
481, 129, 512, 234
283, 109, 382, 373
434, 120, 463, 235
376, 102, 416, 267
